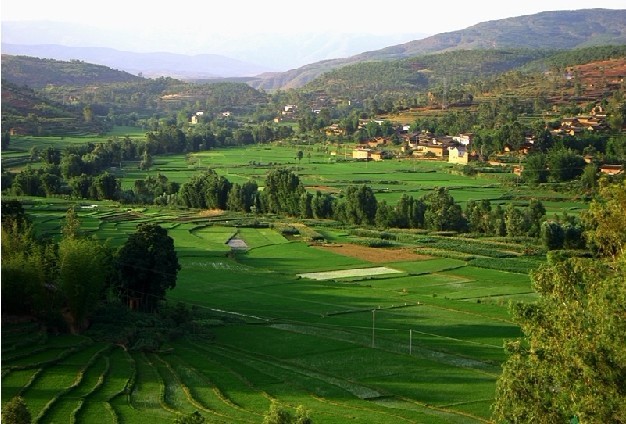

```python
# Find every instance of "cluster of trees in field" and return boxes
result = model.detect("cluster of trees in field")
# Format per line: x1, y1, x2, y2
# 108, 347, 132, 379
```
1, 201, 180, 334
175, 168, 555, 239
6, 150, 602, 249
2, 116, 291, 201
173, 166, 606, 252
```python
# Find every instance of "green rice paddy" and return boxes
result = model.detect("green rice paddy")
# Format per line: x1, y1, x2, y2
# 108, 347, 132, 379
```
3, 137, 580, 423
2, 202, 543, 422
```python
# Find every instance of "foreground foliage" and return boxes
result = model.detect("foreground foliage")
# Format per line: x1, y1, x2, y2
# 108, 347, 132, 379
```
493, 182, 626, 423
1, 396, 32, 424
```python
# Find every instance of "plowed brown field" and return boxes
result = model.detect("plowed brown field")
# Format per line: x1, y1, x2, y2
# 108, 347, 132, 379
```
312, 243, 431, 263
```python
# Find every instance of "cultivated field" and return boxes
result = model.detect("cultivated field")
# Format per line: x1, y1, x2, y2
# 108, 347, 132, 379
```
2, 200, 541, 423
3, 135, 583, 423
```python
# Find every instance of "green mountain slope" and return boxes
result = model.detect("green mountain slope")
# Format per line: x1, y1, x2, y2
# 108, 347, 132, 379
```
248, 9, 626, 91
1, 54, 143, 89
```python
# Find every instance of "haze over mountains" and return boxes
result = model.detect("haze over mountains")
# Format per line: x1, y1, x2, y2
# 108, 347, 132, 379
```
1, 21, 427, 76
246, 8, 626, 90
2, 8, 625, 89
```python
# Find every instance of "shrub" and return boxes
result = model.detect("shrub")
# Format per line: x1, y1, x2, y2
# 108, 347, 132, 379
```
2, 396, 31, 424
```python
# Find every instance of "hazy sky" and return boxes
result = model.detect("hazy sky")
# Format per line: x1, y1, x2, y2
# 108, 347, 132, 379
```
3, 0, 625, 71
3, 0, 625, 36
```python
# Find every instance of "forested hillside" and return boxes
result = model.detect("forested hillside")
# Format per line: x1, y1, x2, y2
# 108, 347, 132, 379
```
1, 55, 142, 89
1, 57, 271, 135
248, 9, 626, 90
1, 80, 110, 135
302, 46, 626, 105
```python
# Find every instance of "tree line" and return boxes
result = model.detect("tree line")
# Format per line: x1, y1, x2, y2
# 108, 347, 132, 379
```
9, 156, 593, 245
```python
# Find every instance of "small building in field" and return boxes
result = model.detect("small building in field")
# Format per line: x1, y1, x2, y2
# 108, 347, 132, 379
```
370, 151, 383, 161
353, 148, 373, 161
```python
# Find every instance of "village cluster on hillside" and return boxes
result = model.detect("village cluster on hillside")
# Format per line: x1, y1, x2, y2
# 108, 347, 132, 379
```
330, 105, 623, 177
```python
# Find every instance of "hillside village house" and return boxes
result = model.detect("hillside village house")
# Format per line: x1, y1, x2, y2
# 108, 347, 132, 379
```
275, 105, 298, 122
324, 123, 343, 136
503, 138, 535, 155
410, 134, 454, 158
190, 111, 204, 124
353, 147, 373, 161
551, 107, 608, 136
599, 164, 624, 175
448, 144, 471, 164
447, 133, 476, 164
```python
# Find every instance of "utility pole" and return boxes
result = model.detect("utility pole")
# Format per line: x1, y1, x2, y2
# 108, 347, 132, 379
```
371, 309, 376, 348
409, 329, 412, 355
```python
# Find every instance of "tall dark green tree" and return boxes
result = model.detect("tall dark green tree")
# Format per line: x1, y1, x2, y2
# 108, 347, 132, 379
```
581, 180, 626, 259
423, 187, 465, 232
311, 191, 334, 219
522, 153, 548, 185
1, 130, 10, 151
116, 223, 180, 312
375, 200, 395, 228
525, 199, 546, 238
547, 147, 586, 182
93, 172, 120, 200
466, 199, 493, 234
541, 220, 565, 250
56, 207, 113, 333
262, 168, 306, 216
341, 184, 378, 226
1, 219, 50, 317
178, 170, 232, 210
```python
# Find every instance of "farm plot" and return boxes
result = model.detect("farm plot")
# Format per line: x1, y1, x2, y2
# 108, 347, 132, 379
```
238, 241, 369, 274
298, 266, 404, 281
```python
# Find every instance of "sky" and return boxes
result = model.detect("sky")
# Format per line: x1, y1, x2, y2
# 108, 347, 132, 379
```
2, 0, 625, 71
2, 0, 625, 36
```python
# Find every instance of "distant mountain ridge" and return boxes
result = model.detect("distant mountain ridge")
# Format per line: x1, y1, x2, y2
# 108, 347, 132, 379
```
2, 9, 625, 90
1, 43, 271, 79
1, 20, 427, 74
357, 8, 626, 60
246, 8, 626, 90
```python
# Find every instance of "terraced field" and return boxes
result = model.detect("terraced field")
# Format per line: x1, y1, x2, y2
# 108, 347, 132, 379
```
2, 203, 542, 423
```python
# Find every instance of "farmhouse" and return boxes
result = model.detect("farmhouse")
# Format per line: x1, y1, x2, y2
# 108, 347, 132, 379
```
599, 164, 624, 175
353, 147, 373, 160
448, 144, 472, 164
366, 137, 387, 148
324, 123, 343, 136
190, 111, 205, 124
411, 135, 454, 158
453, 133, 473, 145
370, 151, 384, 161
448, 133, 476, 164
